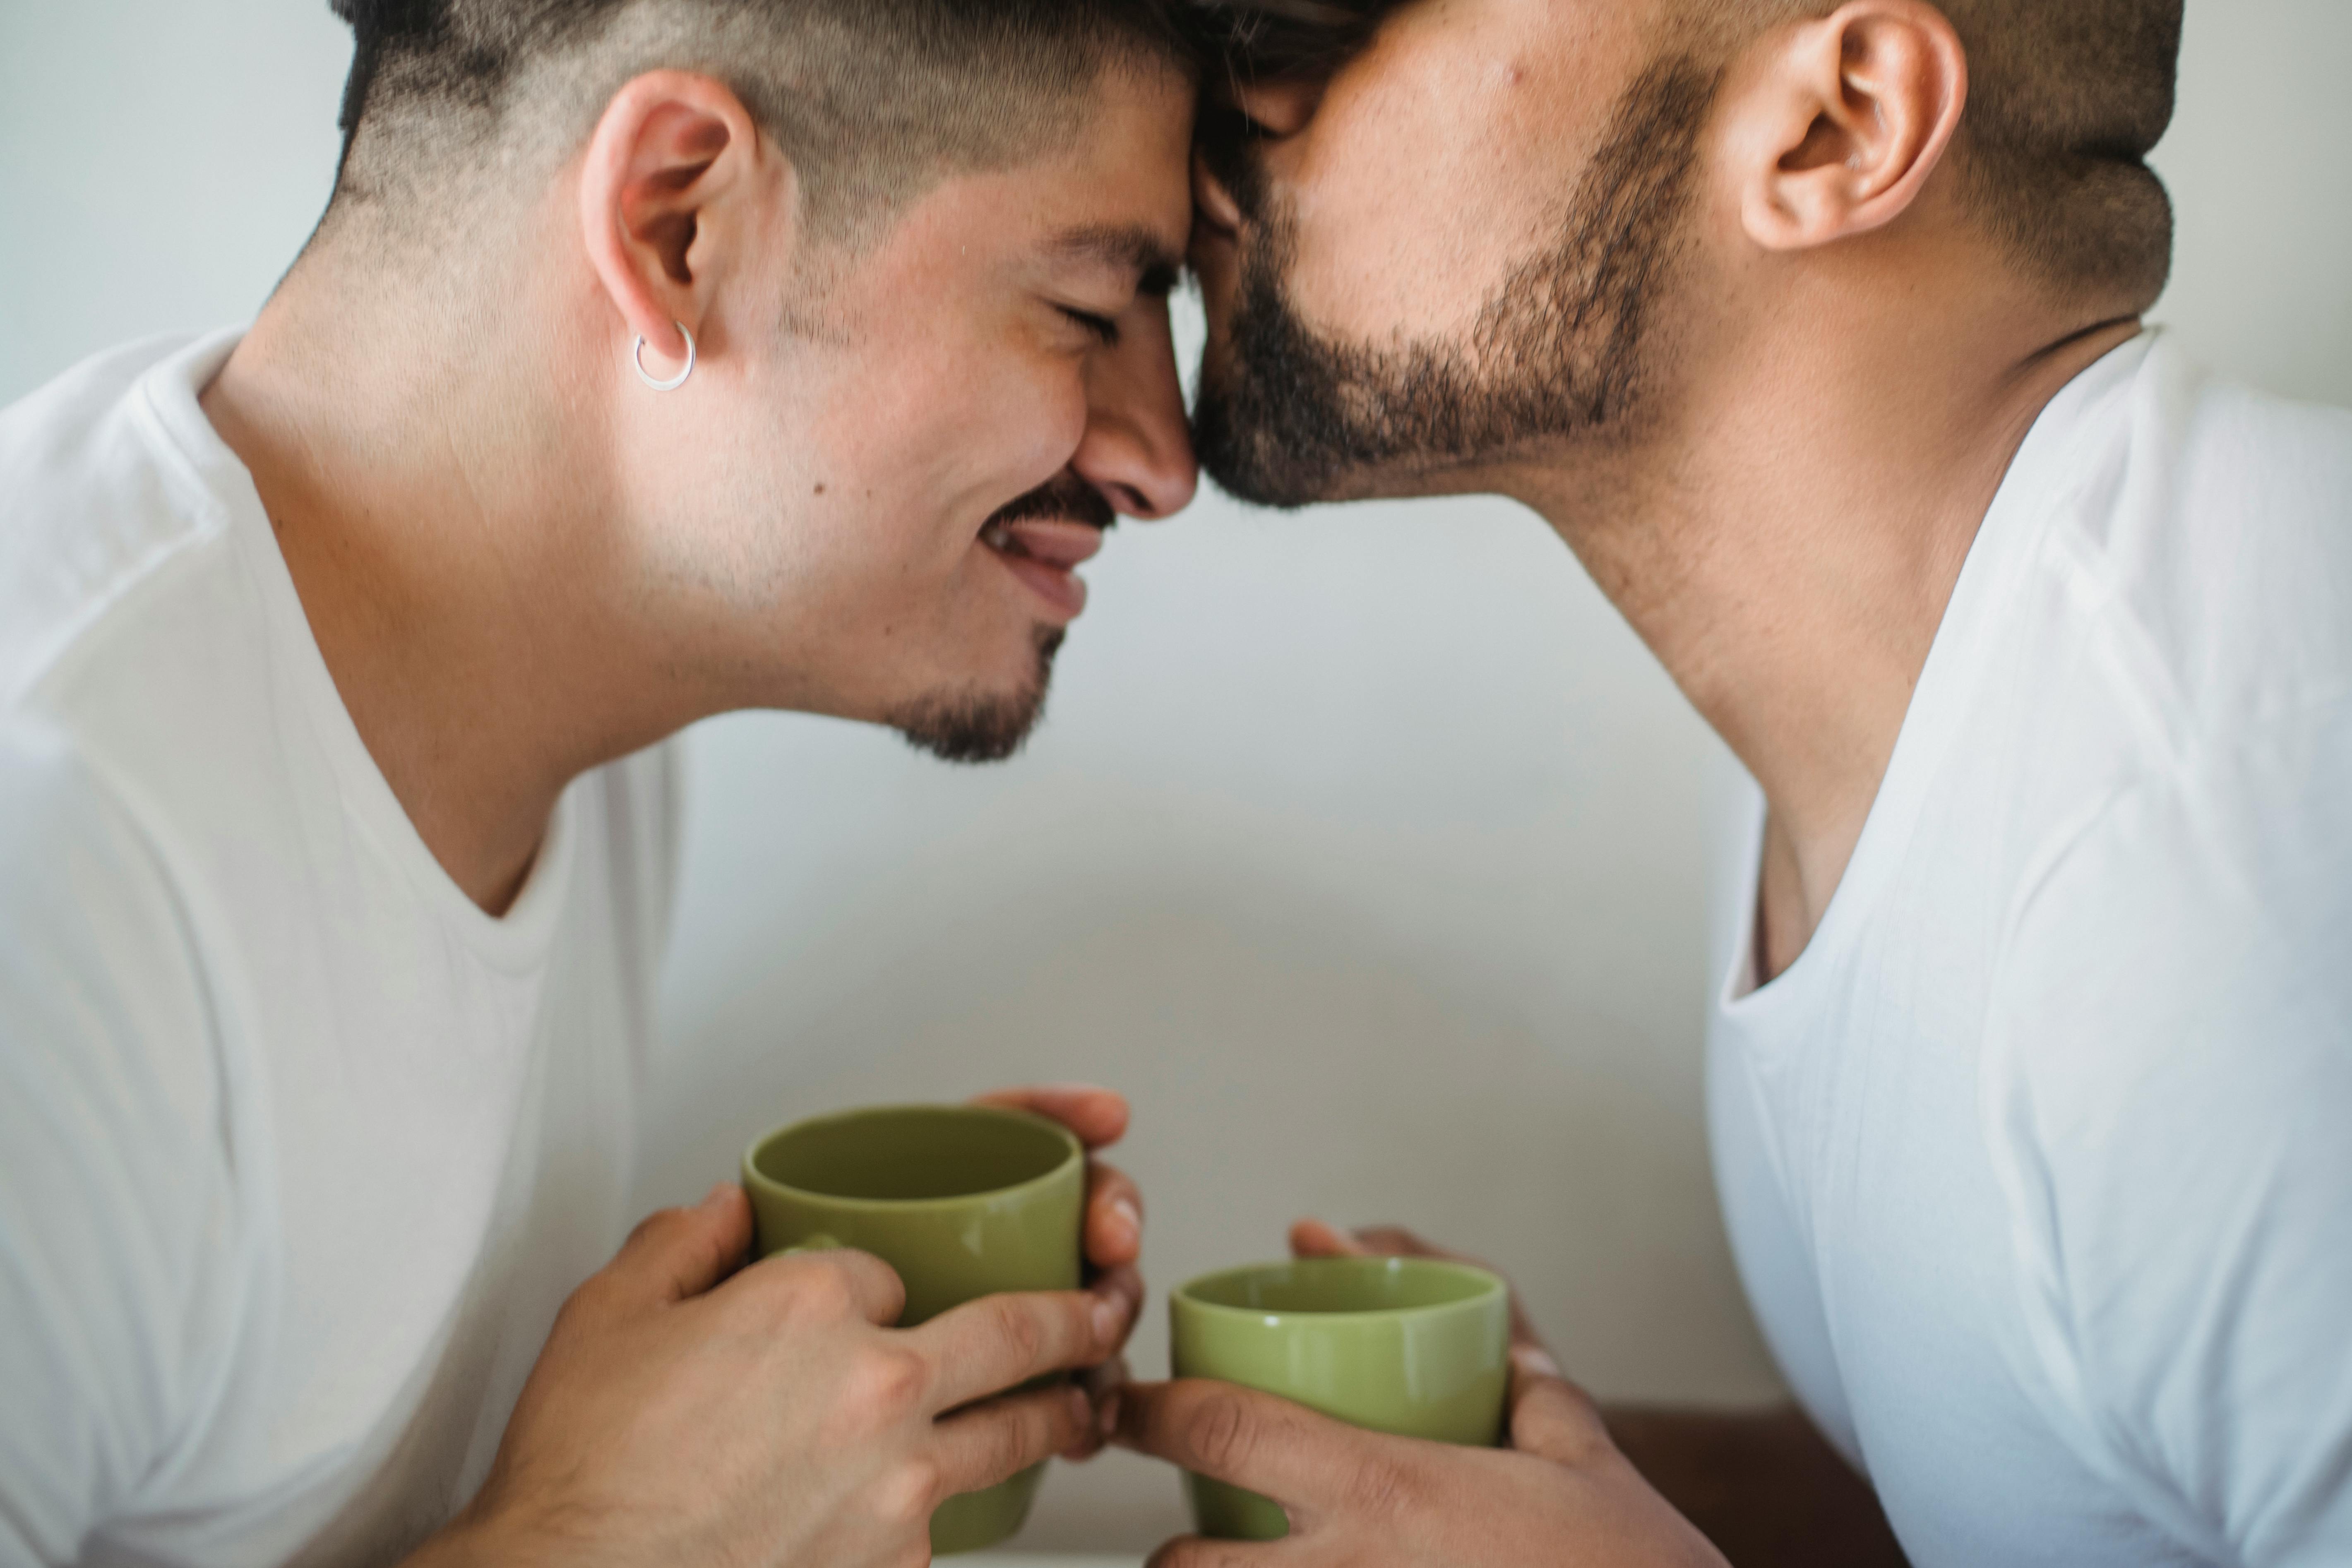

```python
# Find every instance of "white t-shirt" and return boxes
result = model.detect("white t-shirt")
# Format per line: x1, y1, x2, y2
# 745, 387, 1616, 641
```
0, 334, 682, 1568
1708, 333, 2352, 1567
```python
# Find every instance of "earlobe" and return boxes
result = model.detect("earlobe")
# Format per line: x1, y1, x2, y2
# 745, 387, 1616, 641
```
1732, 0, 1966, 254
578, 70, 770, 375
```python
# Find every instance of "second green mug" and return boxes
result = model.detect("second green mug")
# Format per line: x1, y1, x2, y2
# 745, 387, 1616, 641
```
741, 1103, 1085, 1555
1170, 1255, 1513, 1539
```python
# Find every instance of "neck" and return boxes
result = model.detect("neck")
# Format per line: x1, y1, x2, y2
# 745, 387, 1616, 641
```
202, 228, 686, 914
1509, 252, 2140, 972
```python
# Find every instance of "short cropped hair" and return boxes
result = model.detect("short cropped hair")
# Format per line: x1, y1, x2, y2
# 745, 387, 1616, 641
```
327, 0, 1197, 238
1195, 0, 2182, 309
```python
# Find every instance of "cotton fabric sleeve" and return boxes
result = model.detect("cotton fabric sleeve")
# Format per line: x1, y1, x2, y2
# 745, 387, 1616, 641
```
1985, 708, 2352, 1567
0, 724, 247, 1566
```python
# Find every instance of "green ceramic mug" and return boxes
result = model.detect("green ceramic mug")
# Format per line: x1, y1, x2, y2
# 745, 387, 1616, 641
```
1169, 1255, 1513, 1540
740, 1103, 1086, 1555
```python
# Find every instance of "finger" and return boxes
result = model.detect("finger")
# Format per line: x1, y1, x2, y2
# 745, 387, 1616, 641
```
1346, 1225, 1446, 1259
609, 1183, 752, 1302
1294, 1222, 1550, 1354
1087, 1160, 1145, 1268
1288, 1218, 1373, 1259
975, 1084, 1129, 1150
1506, 1354, 1611, 1467
1089, 1264, 1145, 1356
734, 1244, 908, 1328
911, 1287, 1130, 1413
1062, 1354, 1132, 1460
1113, 1378, 1373, 1505
928, 1381, 1095, 1498
1146, 1536, 1293, 1568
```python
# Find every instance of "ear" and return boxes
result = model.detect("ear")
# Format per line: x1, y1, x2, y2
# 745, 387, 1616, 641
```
1723, 0, 1967, 253
578, 70, 776, 379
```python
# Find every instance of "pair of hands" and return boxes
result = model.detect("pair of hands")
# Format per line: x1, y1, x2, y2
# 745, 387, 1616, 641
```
416, 1086, 1145, 1568
1110, 1221, 1728, 1568
422, 1086, 1726, 1568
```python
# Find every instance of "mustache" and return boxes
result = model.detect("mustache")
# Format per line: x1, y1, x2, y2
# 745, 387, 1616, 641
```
985, 470, 1116, 531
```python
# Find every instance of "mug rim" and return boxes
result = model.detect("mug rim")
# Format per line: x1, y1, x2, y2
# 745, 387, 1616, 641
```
739, 1101, 1084, 1212
1172, 1255, 1509, 1324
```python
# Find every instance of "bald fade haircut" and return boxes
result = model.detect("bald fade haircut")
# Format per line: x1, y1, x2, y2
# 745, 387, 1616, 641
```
327, 0, 1196, 241
1194, 0, 2182, 309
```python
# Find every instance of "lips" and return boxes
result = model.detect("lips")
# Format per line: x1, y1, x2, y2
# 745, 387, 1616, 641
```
980, 515, 1105, 620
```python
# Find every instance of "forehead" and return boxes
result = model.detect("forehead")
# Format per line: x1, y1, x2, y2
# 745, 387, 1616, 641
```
1278, 0, 1659, 225
850, 65, 1195, 290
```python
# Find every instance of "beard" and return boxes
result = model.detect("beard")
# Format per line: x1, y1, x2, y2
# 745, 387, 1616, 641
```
886, 471, 1109, 764
1192, 57, 1723, 508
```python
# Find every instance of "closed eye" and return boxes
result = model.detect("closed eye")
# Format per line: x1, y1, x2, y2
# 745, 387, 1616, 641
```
1060, 306, 1121, 347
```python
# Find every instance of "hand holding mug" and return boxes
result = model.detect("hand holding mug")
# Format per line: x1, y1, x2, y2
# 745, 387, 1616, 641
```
1113, 1222, 1728, 1568
411, 1085, 1146, 1568
420, 1183, 1126, 1568
976, 1082, 1148, 1457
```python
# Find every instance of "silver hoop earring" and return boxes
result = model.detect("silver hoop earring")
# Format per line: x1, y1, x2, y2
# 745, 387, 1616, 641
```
632, 323, 695, 392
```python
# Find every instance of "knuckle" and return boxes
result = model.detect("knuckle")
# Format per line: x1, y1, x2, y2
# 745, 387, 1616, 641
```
987, 1297, 1051, 1369
992, 1400, 1053, 1476
880, 1457, 943, 1524
1343, 1452, 1425, 1521
1149, 1543, 1246, 1568
853, 1345, 932, 1419
1180, 1391, 1261, 1477
552, 1274, 609, 1329
622, 1207, 678, 1250
787, 1258, 857, 1313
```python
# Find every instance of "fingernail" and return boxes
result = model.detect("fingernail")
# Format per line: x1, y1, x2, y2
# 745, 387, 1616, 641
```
701, 1182, 735, 1210
1092, 1293, 1127, 1343
1512, 1345, 1563, 1379
1069, 1386, 1093, 1425
1111, 1197, 1141, 1241
1098, 1389, 1122, 1438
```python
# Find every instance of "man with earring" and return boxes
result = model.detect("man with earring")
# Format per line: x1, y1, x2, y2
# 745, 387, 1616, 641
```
0, 2, 1196, 1564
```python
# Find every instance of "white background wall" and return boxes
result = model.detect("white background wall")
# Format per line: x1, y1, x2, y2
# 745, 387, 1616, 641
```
5, 1, 2347, 1552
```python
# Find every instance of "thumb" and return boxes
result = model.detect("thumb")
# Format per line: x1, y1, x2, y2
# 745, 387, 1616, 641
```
1289, 1217, 1374, 1258
612, 1183, 752, 1303
1506, 1349, 1612, 1468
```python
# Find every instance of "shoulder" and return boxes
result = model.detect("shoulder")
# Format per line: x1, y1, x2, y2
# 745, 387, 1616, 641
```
1978, 697, 2352, 1561
0, 719, 256, 1558
0, 334, 237, 709
2046, 338, 2352, 771
0, 716, 236, 1219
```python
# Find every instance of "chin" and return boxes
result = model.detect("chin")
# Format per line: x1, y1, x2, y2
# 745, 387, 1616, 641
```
885, 624, 1064, 765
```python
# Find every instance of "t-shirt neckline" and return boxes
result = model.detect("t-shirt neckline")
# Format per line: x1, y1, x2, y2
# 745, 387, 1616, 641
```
1718, 331, 2158, 1022
134, 328, 577, 973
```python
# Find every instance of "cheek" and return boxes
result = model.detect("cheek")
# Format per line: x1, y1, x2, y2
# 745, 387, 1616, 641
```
807, 342, 1089, 568
1281, 45, 1578, 343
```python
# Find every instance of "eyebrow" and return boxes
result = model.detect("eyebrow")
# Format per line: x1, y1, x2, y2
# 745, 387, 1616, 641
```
1051, 223, 1186, 295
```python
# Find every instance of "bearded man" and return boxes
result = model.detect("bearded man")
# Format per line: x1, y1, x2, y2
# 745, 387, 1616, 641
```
0, 2, 1199, 1564
1112, 2, 2352, 1564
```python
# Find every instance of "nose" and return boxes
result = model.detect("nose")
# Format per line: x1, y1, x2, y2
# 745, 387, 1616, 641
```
1071, 292, 1198, 521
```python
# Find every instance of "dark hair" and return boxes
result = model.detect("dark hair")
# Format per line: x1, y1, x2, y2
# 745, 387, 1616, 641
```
1197, 0, 2182, 309
327, 0, 1198, 235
